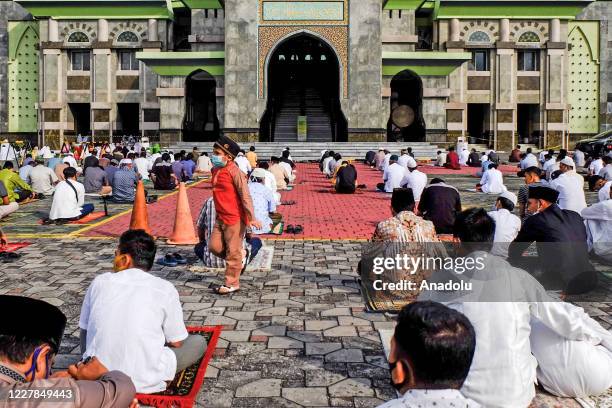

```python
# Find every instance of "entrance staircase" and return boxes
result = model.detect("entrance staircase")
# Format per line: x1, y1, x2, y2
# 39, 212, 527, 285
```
273, 86, 333, 142
167, 142, 443, 162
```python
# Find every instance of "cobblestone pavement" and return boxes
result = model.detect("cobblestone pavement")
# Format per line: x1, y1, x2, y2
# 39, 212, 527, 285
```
1, 237, 610, 407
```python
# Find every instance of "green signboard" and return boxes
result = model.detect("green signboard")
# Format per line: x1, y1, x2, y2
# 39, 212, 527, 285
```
262, 1, 344, 21
297, 116, 307, 141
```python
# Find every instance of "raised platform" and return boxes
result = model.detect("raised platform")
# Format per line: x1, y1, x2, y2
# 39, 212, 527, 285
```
168, 142, 443, 162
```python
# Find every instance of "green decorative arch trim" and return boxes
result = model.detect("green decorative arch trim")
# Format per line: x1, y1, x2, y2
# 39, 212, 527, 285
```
383, 51, 471, 76
434, 0, 592, 20
8, 20, 39, 60
568, 21, 599, 63
14, 0, 173, 19
136, 51, 224, 76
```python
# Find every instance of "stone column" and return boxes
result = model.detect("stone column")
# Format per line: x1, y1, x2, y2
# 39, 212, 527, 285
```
450, 18, 460, 42
148, 19, 158, 42
48, 18, 58, 42
500, 18, 510, 42
97, 18, 108, 42
550, 19, 560, 43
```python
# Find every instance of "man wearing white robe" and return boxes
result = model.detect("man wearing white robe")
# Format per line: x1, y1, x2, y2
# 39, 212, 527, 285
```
379, 156, 406, 193
598, 156, 612, 180
478, 163, 507, 194
550, 157, 587, 213
397, 150, 412, 168
588, 156, 604, 176
581, 187, 612, 263
573, 148, 585, 167
487, 191, 521, 258
419, 208, 612, 408
459, 148, 469, 165
400, 158, 427, 202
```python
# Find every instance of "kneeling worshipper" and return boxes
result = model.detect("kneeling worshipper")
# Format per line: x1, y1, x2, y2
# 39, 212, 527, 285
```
0, 161, 35, 203
83, 157, 112, 195
28, 157, 59, 196
400, 157, 427, 203
151, 153, 178, 190
549, 157, 587, 213
195, 197, 262, 268
0, 180, 19, 219
49, 167, 94, 222
581, 185, 612, 264
417, 178, 462, 234
335, 161, 358, 194
508, 186, 597, 294
487, 191, 521, 258
248, 168, 282, 234
111, 159, 139, 203
0, 295, 137, 407
377, 155, 405, 193
419, 208, 612, 407
477, 163, 507, 194
444, 146, 461, 170
79, 230, 207, 394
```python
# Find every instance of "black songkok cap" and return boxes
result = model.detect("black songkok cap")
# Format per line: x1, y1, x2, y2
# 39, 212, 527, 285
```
0, 296, 66, 352
528, 186, 559, 203
214, 135, 241, 159
390, 155, 399, 162
391, 188, 415, 211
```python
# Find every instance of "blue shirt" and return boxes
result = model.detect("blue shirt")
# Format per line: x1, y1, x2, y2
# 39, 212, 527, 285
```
181, 160, 196, 180
47, 157, 61, 171
172, 161, 185, 182
248, 182, 276, 234
19, 165, 32, 181
112, 169, 138, 202
105, 165, 119, 185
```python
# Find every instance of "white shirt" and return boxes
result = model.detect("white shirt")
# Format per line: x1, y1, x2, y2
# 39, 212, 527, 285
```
538, 151, 547, 163
543, 157, 557, 176
550, 171, 587, 213
49, 179, 85, 220
574, 149, 585, 167
435, 152, 447, 167
581, 200, 612, 262
322, 157, 334, 176
598, 164, 612, 180
79, 268, 188, 393
589, 158, 604, 175
279, 162, 293, 179
383, 163, 406, 193
401, 169, 427, 201
487, 209, 521, 258
479, 168, 507, 194
235, 155, 252, 174
383, 154, 392, 172
261, 169, 278, 194
397, 154, 412, 168
0, 143, 16, 160
377, 389, 480, 408
197, 155, 212, 172
28, 165, 58, 195
133, 157, 150, 180
459, 149, 470, 165
521, 153, 539, 170
599, 181, 612, 202
63, 155, 78, 169
419, 253, 612, 408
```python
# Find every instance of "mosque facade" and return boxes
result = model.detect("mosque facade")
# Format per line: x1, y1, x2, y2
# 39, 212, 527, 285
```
0, 0, 610, 151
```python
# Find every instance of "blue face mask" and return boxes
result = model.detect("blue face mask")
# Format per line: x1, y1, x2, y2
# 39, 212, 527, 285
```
211, 155, 226, 168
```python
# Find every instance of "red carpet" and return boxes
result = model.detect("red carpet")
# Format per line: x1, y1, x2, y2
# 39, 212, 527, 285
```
83, 162, 517, 240
0, 242, 31, 252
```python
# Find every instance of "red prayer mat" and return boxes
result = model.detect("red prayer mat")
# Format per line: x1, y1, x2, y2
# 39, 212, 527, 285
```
0, 242, 31, 252
67, 212, 107, 224
136, 326, 222, 408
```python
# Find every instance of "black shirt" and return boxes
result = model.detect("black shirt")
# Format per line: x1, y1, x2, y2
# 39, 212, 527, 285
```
417, 183, 462, 234
336, 165, 357, 189
152, 162, 175, 190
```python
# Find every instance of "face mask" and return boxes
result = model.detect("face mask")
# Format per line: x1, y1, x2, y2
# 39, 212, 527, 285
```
211, 155, 226, 168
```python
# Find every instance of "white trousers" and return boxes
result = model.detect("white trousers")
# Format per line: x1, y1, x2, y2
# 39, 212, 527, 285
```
531, 320, 612, 398
0, 202, 18, 219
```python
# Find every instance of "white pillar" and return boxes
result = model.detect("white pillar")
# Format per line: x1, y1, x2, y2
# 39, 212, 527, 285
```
450, 18, 460, 42
500, 18, 510, 42
48, 18, 58, 42
148, 19, 158, 41
98, 18, 108, 42
550, 19, 561, 42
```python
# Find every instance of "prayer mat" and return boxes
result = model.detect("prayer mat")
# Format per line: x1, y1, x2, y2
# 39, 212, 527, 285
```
577, 388, 612, 408
0, 242, 31, 252
189, 245, 274, 274
136, 326, 222, 408
67, 212, 106, 224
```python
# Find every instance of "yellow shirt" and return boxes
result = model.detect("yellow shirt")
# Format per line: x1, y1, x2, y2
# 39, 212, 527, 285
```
245, 151, 258, 168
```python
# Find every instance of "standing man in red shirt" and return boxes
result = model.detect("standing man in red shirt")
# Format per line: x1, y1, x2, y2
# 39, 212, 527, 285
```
209, 136, 260, 295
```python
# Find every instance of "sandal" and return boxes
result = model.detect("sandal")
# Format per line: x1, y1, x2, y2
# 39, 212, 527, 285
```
286, 225, 295, 234
156, 254, 178, 267
172, 253, 187, 265
281, 200, 297, 205
293, 225, 304, 234
213, 285, 240, 295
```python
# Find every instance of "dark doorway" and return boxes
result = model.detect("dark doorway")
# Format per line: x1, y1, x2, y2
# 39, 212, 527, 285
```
116, 103, 140, 136
260, 34, 347, 142
388, 70, 426, 142
173, 8, 191, 51
467, 104, 491, 144
182, 70, 219, 142
68, 103, 91, 136
517, 104, 541, 145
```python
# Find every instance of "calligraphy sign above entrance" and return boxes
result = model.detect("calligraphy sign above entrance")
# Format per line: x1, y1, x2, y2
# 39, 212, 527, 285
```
260, 0, 348, 25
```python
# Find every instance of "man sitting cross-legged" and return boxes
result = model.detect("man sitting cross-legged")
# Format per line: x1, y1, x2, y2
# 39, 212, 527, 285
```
420, 208, 612, 407
48, 167, 94, 223
79, 230, 207, 393
377, 301, 480, 408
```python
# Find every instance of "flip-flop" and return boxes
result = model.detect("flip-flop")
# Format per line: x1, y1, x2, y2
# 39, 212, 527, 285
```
281, 200, 297, 205
172, 253, 187, 264
213, 285, 240, 295
293, 225, 304, 234
156, 255, 178, 267
286, 225, 295, 234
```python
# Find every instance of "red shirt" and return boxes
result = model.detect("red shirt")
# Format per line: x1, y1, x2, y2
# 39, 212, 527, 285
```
211, 161, 254, 225
446, 151, 461, 170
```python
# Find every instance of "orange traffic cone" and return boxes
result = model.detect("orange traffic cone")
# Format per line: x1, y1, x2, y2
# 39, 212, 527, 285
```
129, 180, 151, 235
167, 182, 199, 245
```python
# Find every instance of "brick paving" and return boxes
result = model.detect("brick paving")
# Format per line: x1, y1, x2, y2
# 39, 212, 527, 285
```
0, 168, 609, 407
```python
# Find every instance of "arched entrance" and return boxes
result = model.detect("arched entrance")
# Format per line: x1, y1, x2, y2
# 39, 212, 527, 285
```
260, 34, 347, 142
387, 70, 426, 142
182, 70, 220, 142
